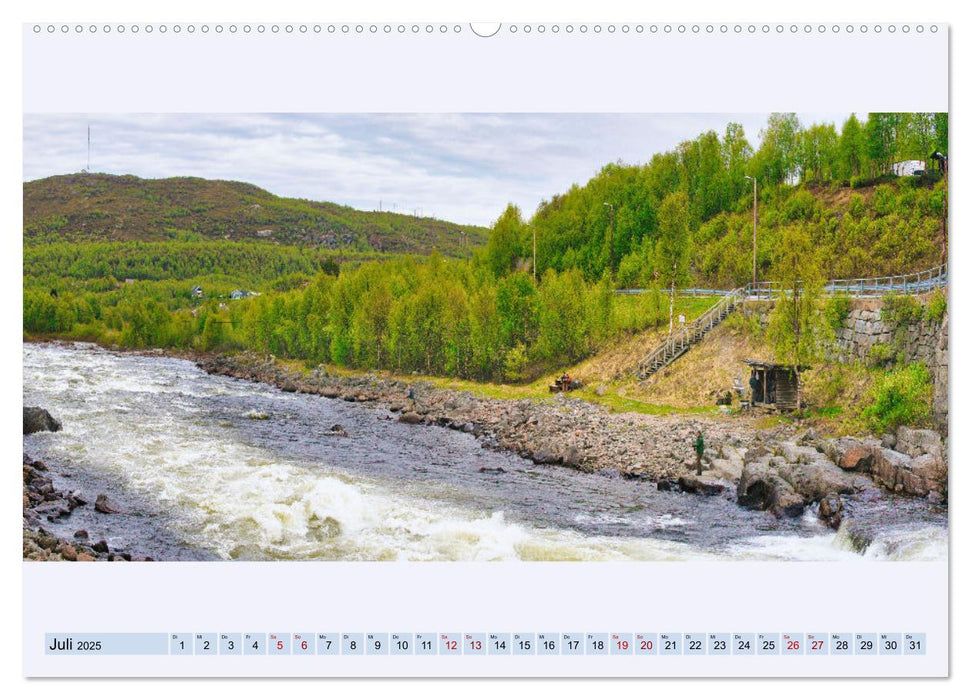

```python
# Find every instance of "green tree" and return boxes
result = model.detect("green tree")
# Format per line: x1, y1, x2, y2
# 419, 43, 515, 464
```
721, 122, 753, 202
932, 112, 948, 154
799, 123, 839, 186
655, 191, 692, 332
837, 113, 868, 178
752, 112, 802, 187
495, 272, 538, 350
536, 269, 587, 364
766, 225, 825, 410
485, 204, 526, 278
865, 113, 902, 175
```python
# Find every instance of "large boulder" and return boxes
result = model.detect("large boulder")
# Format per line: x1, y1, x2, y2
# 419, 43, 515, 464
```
868, 448, 932, 497
825, 437, 877, 471
23, 407, 61, 435
822, 429, 946, 497
737, 460, 806, 517
895, 426, 944, 460
774, 455, 857, 502
840, 443, 874, 471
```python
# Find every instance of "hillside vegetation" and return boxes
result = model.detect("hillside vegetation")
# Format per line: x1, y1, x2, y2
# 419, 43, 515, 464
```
483, 112, 948, 287
24, 173, 487, 256
23, 112, 948, 397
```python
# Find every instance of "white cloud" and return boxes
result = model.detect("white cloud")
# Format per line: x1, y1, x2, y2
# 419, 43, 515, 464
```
23, 112, 851, 227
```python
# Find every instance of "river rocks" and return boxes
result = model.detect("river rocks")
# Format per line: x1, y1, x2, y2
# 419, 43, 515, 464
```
531, 449, 559, 465
22, 452, 136, 562
832, 438, 875, 471
706, 446, 745, 481
737, 460, 806, 517
656, 477, 680, 491
561, 445, 583, 469
835, 518, 877, 554
773, 456, 856, 503
22, 456, 80, 523
478, 467, 506, 474
895, 427, 944, 460
823, 426, 946, 498
23, 406, 62, 435
817, 494, 843, 529
94, 494, 122, 514
736, 444, 857, 520
198, 352, 763, 483
677, 474, 727, 496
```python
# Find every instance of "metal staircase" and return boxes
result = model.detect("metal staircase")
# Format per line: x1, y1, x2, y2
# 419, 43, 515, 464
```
637, 287, 745, 380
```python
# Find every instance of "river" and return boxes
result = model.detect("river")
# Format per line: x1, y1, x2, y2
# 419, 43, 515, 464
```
22, 343, 947, 562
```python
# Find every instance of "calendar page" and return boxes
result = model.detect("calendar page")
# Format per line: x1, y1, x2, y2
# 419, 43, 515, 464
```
19, 11, 951, 680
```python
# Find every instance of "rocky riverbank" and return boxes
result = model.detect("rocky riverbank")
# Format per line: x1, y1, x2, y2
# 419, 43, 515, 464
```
199, 353, 771, 480
198, 353, 948, 536
22, 406, 150, 562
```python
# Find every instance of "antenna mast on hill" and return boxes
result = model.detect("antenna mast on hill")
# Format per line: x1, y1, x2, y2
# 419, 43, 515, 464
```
86, 125, 90, 172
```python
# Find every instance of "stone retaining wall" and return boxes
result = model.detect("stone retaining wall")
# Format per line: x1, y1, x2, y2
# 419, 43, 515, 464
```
831, 298, 944, 372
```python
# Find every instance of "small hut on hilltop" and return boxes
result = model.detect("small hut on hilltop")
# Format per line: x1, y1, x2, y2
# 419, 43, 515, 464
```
744, 360, 809, 411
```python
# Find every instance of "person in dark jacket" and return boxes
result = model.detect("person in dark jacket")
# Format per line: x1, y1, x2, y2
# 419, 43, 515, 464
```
693, 432, 705, 475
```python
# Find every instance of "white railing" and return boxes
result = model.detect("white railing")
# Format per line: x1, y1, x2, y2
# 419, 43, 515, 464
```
620, 263, 948, 300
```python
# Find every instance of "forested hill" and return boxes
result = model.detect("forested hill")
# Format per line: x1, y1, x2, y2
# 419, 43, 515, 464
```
23, 173, 488, 256
482, 112, 948, 287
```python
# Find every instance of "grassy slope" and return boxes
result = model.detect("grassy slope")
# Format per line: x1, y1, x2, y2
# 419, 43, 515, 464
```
23, 173, 488, 256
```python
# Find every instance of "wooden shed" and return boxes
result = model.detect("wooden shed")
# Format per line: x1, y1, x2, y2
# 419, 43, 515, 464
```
744, 360, 808, 412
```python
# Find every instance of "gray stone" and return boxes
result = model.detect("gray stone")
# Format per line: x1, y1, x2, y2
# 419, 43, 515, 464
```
23, 407, 62, 435
678, 474, 727, 496
94, 494, 122, 514
737, 461, 806, 517
896, 426, 943, 459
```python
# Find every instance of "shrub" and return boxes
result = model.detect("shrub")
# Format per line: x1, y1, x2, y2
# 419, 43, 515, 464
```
867, 342, 896, 368
881, 293, 923, 326
722, 310, 762, 337
926, 290, 947, 323
824, 294, 852, 334
862, 363, 932, 434
873, 185, 898, 216
502, 343, 530, 382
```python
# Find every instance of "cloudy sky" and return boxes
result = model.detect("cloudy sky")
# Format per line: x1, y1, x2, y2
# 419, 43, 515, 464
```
23, 113, 850, 226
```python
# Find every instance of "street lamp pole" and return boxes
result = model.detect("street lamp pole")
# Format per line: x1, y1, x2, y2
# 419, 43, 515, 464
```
603, 202, 615, 273
532, 226, 537, 282
745, 175, 758, 295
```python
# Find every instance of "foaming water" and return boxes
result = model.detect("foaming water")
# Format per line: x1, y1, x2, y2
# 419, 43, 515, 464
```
23, 343, 947, 562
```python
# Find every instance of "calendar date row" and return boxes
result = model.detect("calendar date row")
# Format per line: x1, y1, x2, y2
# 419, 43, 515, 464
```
46, 632, 926, 657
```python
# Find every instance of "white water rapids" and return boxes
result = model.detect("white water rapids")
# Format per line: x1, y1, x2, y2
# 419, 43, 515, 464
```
23, 343, 947, 562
